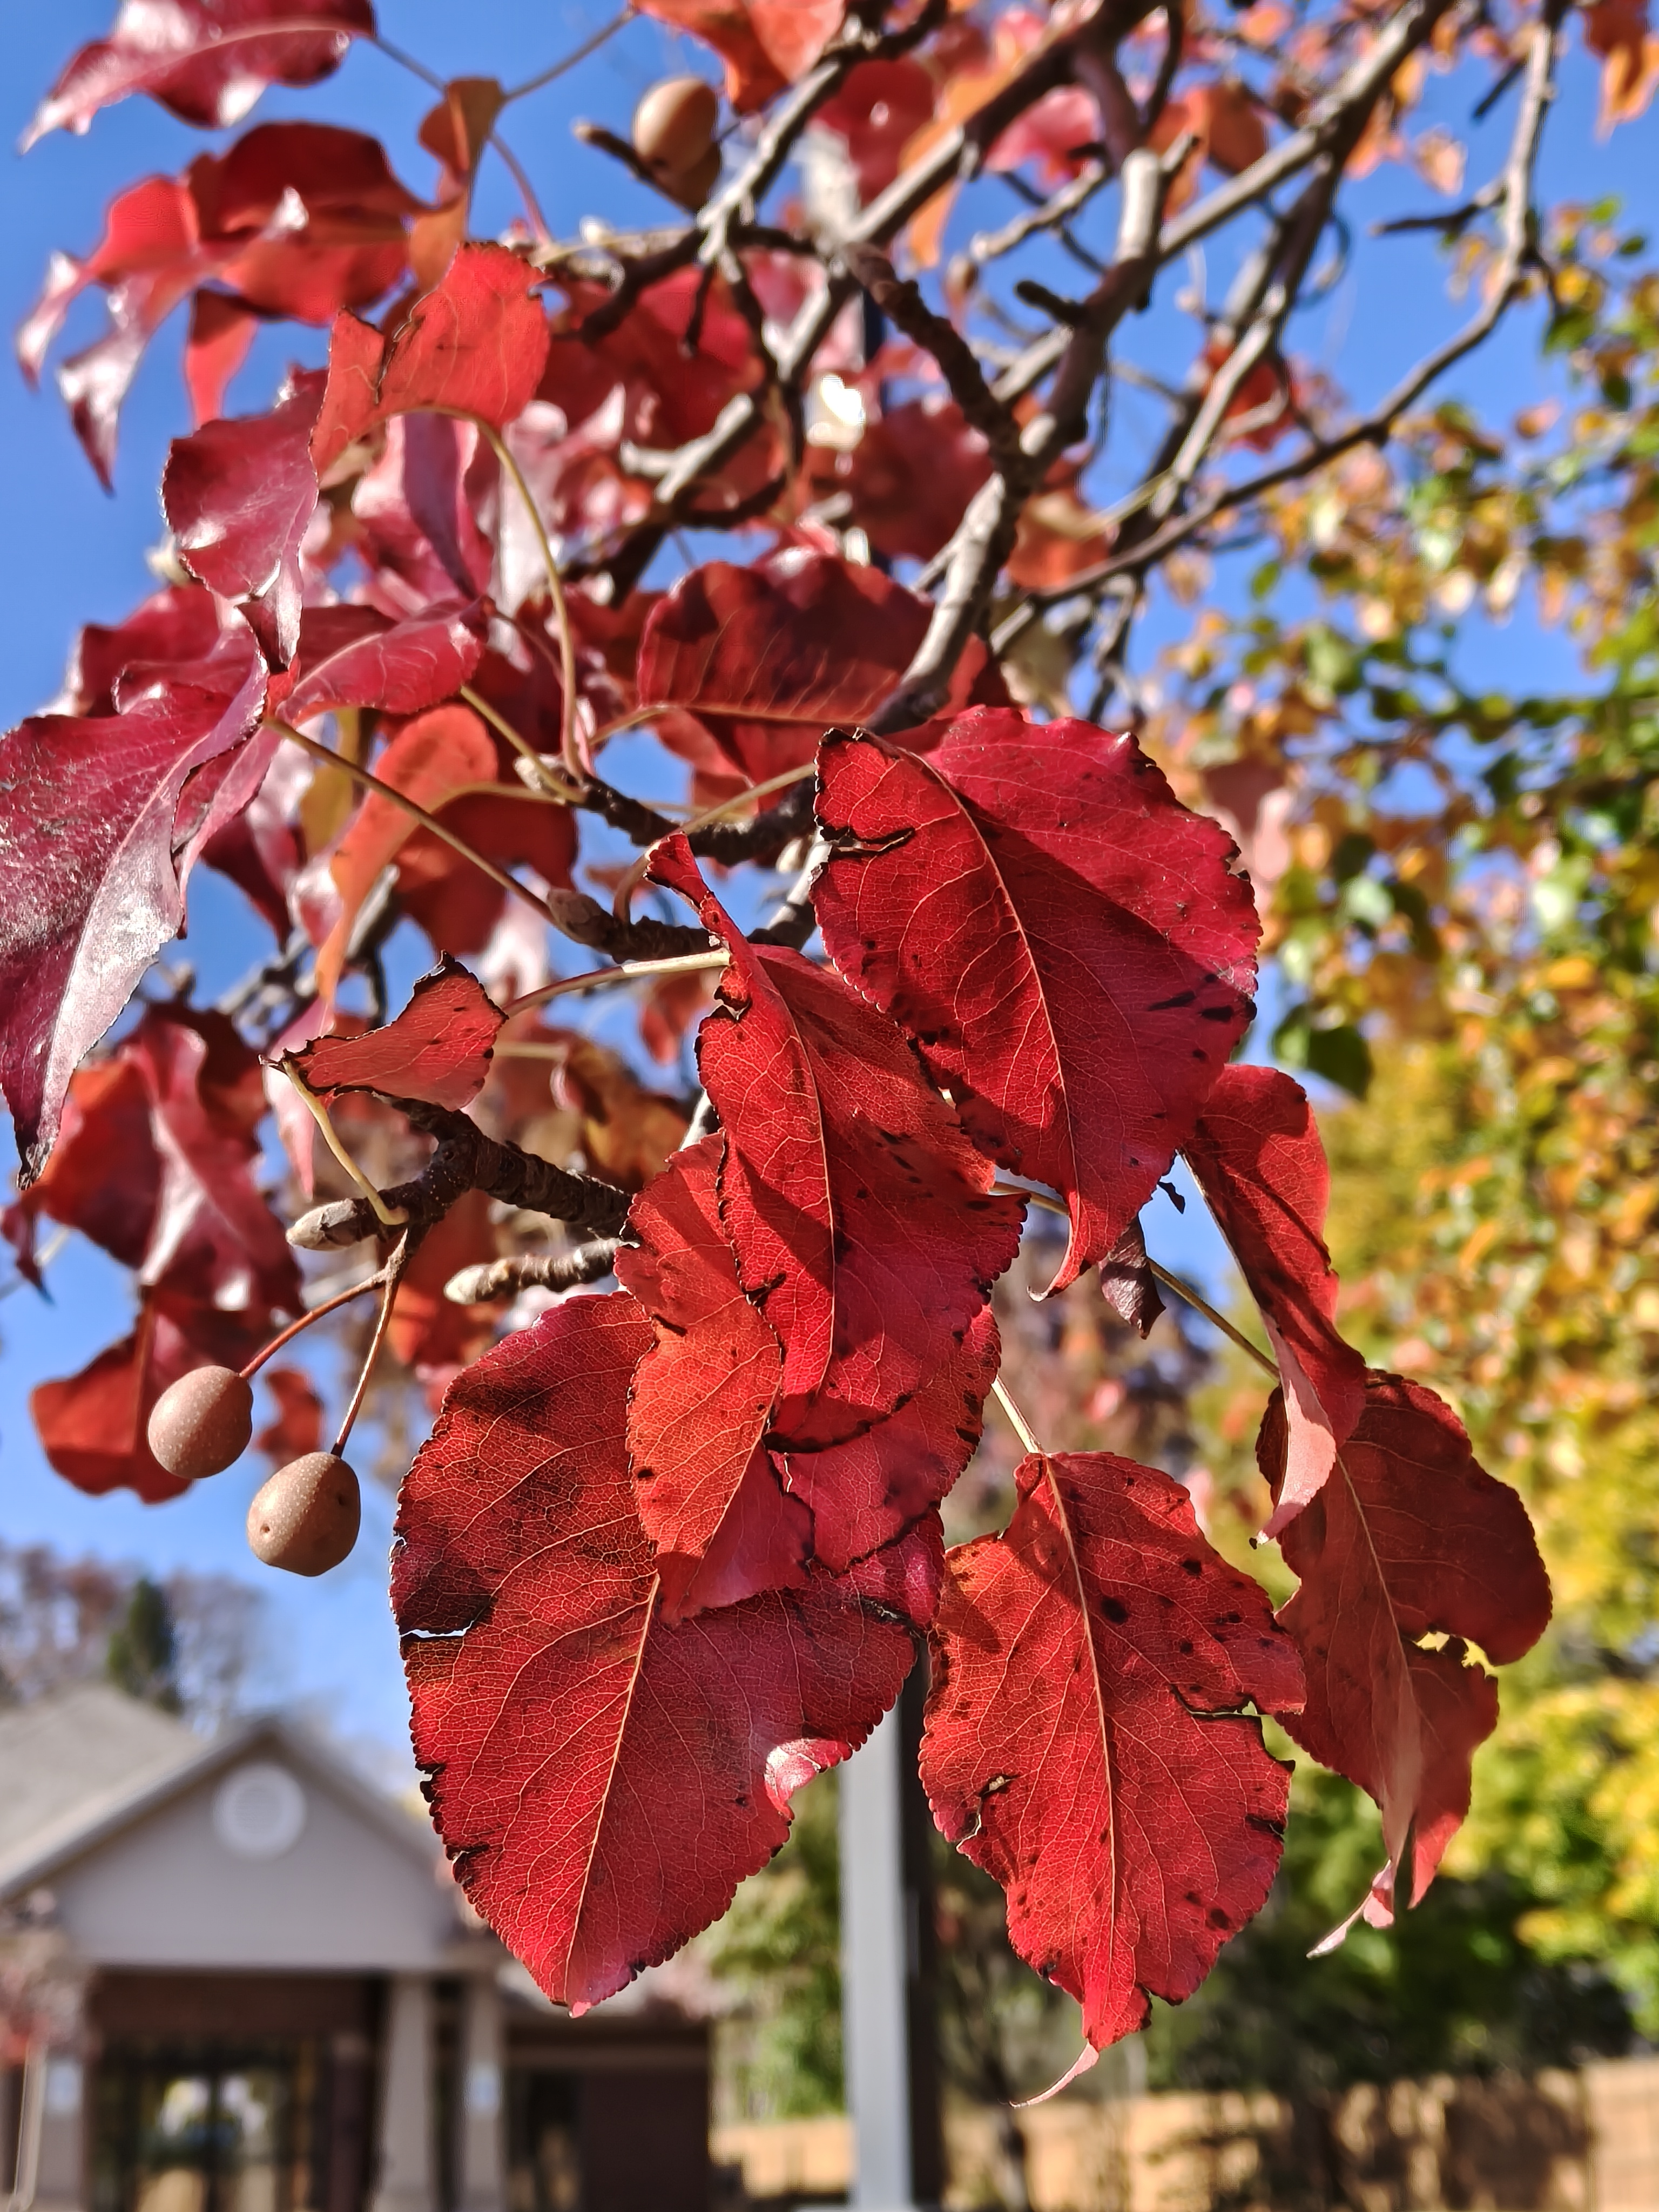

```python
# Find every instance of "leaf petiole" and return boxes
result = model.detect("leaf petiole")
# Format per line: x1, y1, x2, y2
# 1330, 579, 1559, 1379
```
279, 1058, 410, 1230
505, 949, 729, 1017
991, 1375, 1043, 1456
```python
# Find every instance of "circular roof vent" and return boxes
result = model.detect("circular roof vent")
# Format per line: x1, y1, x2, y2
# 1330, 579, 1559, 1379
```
212, 1762, 307, 1860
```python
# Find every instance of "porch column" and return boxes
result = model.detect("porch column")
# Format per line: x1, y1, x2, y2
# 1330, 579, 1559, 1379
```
455, 1974, 505, 2212
840, 1702, 916, 2212
14, 2036, 86, 2212
369, 1978, 435, 2212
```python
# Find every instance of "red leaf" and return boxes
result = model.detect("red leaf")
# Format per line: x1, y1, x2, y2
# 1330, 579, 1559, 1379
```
257, 1366, 325, 1464
314, 702, 497, 1000
776, 1305, 1000, 1575
1261, 1373, 1550, 1923
3, 1056, 160, 1283
0, 630, 266, 1178
633, 0, 844, 110
185, 291, 261, 424
164, 368, 326, 669
312, 242, 550, 477
638, 552, 996, 786
350, 414, 495, 604
813, 394, 993, 565
22, 126, 419, 483
286, 601, 489, 723
615, 1136, 808, 1622
921, 1450, 1303, 2061
814, 712, 1258, 1294
62, 584, 226, 714
1182, 1067, 1368, 1537
392, 782, 576, 963
388, 1186, 497, 1379
32, 1301, 197, 1504
651, 835, 1026, 1447
394, 1290, 938, 2011
813, 59, 937, 200
293, 956, 504, 1111
25, 0, 374, 145
127, 1004, 301, 1320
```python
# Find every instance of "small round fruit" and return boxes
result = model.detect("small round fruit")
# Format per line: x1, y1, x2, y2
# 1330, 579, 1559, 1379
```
665, 142, 722, 210
632, 75, 718, 176
247, 1453, 361, 1577
148, 1366, 254, 1480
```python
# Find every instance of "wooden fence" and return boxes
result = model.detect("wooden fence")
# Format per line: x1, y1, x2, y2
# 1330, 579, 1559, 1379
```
712, 2053, 1659, 2209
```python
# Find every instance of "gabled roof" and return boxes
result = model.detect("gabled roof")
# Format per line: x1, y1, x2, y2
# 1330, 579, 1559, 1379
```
0, 1684, 441, 1903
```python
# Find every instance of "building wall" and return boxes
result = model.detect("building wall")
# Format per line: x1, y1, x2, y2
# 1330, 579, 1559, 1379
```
49, 1768, 455, 1974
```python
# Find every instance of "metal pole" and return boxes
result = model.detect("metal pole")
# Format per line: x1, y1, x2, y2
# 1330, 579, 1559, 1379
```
840, 1701, 917, 2212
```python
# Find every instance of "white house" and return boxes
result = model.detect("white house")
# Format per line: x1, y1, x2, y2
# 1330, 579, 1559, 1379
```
0, 1687, 710, 2212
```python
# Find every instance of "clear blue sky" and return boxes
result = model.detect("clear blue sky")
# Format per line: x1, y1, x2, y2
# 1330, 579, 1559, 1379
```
0, 0, 1651, 1758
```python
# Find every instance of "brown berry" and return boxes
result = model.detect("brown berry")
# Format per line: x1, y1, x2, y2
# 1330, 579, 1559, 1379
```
663, 142, 722, 210
148, 1366, 254, 1480
632, 76, 718, 177
247, 1453, 361, 1577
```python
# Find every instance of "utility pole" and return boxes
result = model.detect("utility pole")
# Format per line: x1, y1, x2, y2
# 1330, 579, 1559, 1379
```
839, 1664, 943, 2210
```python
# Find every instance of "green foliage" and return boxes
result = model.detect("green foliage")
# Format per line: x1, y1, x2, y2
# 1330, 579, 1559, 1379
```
704, 1771, 844, 2118
105, 1577, 183, 1714
1143, 1762, 1630, 2098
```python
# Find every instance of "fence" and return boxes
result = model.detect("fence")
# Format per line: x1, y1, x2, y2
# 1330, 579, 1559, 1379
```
711, 2053, 1659, 2209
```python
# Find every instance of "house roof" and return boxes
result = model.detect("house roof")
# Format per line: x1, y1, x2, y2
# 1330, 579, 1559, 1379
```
0, 1683, 441, 1904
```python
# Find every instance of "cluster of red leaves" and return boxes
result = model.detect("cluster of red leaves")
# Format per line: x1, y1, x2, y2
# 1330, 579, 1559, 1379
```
0, 0, 1560, 2072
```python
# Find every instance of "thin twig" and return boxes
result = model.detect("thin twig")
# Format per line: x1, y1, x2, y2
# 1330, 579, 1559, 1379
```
991, 1376, 1043, 1456
504, 9, 631, 102
505, 949, 729, 1017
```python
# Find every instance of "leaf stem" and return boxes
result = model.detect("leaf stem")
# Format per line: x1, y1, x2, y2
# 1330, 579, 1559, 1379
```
279, 1058, 410, 1230
611, 760, 817, 918
468, 418, 584, 788
332, 1236, 411, 1456
1144, 1259, 1277, 1377
991, 1375, 1042, 1456
504, 949, 729, 1017
269, 719, 560, 929
503, 9, 631, 101
240, 1267, 390, 1381
458, 683, 579, 799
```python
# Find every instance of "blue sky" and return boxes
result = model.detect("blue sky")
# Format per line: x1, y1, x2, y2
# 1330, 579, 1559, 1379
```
0, 0, 1652, 1758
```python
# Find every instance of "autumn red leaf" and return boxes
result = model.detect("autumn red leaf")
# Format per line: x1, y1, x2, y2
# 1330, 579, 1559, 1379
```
388, 1186, 498, 1384
921, 1449, 1303, 2066
285, 601, 489, 724
313, 702, 496, 1000
814, 712, 1259, 1295
651, 834, 1026, 1447
312, 242, 550, 477
637, 551, 997, 785
812, 59, 936, 200
0, 629, 267, 1178
1261, 1374, 1551, 1927
550, 1034, 688, 1191
394, 1290, 939, 2011
615, 1135, 807, 1622
130, 1005, 301, 1321
777, 1305, 1000, 1575
350, 414, 495, 604
257, 1366, 325, 1465
807, 395, 994, 566
25, 0, 374, 145
30, 1300, 227, 1505
633, 0, 844, 111
164, 369, 326, 668
1182, 1066, 1368, 1538
21, 124, 421, 483
6, 1004, 296, 1324
59, 583, 227, 714
292, 957, 504, 1111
